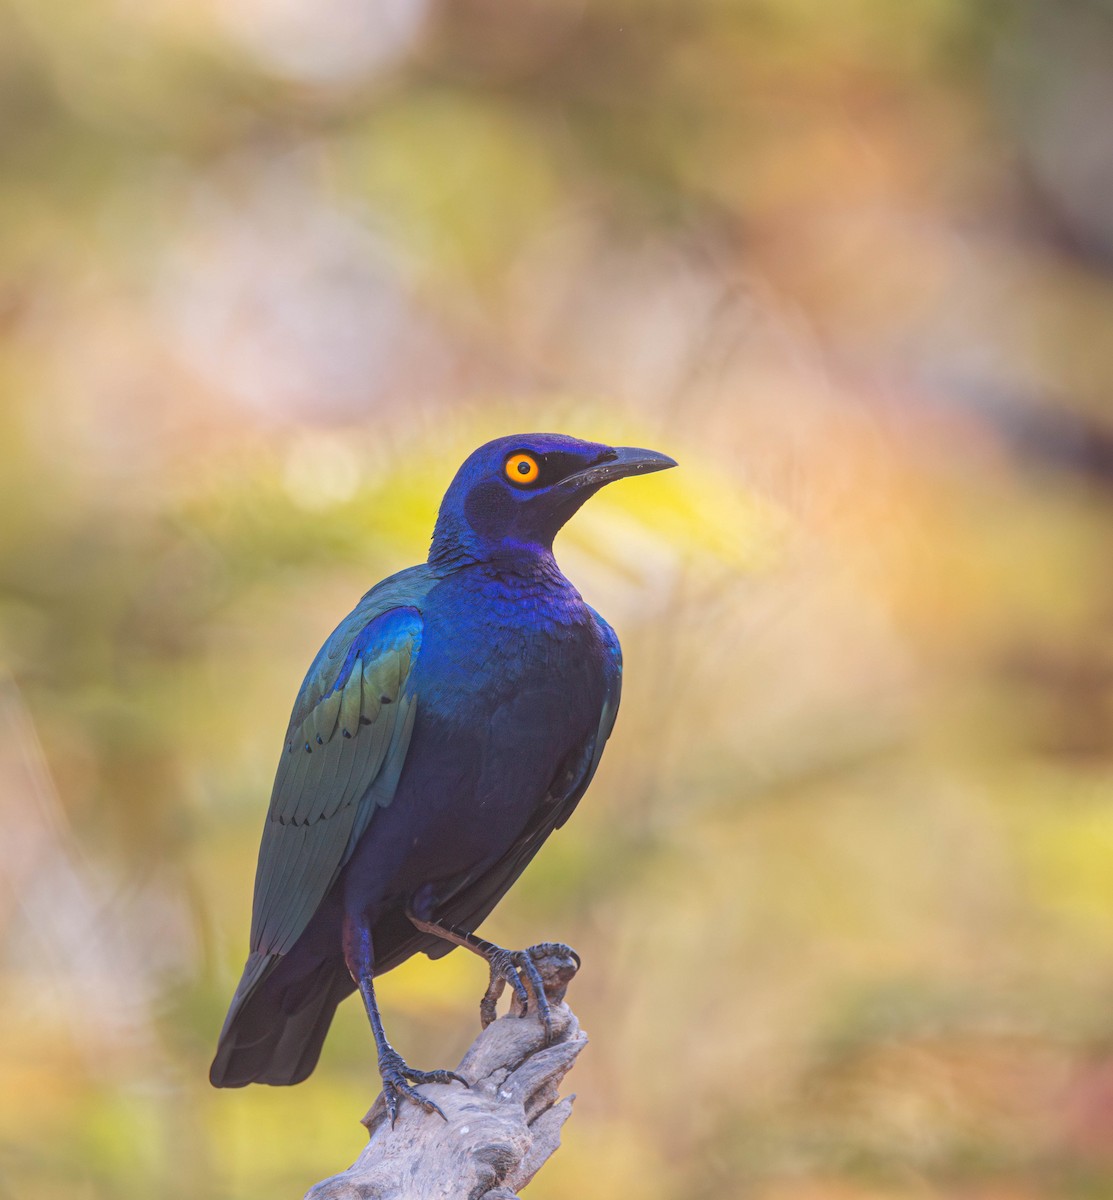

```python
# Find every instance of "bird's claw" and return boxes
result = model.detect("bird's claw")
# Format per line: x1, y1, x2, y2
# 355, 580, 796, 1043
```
513, 947, 554, 1042
479, 942, 580, 1044
527, 941, 581, 971
377, 1049, 468, 1127
480, 947, 530, 1027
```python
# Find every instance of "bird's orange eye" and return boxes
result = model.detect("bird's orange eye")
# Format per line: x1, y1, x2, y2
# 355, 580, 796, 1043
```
505, 453, 540, 485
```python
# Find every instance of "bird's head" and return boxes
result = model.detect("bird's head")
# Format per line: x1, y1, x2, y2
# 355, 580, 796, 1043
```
429, 433, 677, 566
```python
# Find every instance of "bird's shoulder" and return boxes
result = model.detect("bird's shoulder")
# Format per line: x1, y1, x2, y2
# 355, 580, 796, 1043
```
288, 563, 435, 733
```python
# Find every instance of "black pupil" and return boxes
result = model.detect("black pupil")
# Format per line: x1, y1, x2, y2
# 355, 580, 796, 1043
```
517, 460, 532, 475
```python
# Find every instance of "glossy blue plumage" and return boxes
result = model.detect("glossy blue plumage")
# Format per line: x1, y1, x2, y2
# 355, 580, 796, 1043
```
211, 433, 673, 1089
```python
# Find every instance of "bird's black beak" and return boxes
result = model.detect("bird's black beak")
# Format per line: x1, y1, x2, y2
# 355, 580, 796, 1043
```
561, 446, 678, 492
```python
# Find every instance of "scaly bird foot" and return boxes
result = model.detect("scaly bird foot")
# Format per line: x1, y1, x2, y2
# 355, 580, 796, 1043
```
479, 942, 581, 1044
480, 947, 529, 1028
377, 1048, 468, 1127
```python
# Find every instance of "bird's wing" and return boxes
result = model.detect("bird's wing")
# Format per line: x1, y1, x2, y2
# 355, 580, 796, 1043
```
248, 601, 424, 958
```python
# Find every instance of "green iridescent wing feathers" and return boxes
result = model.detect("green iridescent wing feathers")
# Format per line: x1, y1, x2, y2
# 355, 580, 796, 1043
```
248, 578, 430, 960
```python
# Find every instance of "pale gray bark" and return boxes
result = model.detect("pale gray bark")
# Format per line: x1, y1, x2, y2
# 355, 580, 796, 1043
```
305, 947, 585, 1200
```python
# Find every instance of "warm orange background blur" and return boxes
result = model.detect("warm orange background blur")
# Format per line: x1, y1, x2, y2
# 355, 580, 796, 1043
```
3, 2, 1113, 1198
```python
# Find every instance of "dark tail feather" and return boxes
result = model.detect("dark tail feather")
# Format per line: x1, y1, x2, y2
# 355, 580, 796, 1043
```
210, 953, 354, 1087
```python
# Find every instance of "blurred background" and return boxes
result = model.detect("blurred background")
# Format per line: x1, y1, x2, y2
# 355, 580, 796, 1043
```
2, 1, 1113, 1197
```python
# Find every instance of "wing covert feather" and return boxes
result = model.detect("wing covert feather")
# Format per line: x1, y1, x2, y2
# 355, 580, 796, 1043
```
249, 604, 424, 956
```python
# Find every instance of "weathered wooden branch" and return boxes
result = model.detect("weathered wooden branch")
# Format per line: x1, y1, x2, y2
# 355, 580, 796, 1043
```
305, 947, 586, 1200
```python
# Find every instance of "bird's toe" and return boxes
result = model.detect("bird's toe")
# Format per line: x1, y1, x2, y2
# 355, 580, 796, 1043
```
407, 1066, 469, 1089
475, 940, 582, 1036
376, 1051, 463, 1125
512, 949, 554, 1043
481, 947, 530, 1027
382, 1077, 448, 1125
525, 941, 581, 973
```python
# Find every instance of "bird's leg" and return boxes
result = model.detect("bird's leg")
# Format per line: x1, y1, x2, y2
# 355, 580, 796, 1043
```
342, 913, 467, 1126
406, 907, 580, 1043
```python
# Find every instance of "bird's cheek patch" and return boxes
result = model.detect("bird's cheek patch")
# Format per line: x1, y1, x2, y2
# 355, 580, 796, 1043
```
464, 481, 516, 540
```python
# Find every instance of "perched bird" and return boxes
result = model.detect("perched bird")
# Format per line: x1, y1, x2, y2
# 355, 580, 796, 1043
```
210, 432, 676, 1122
